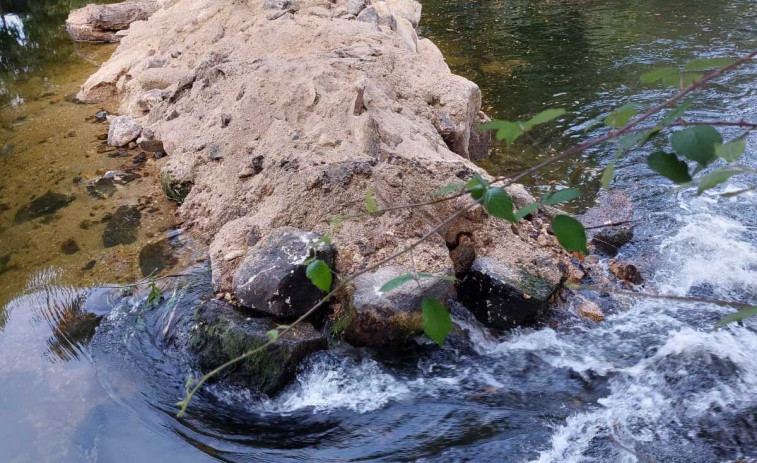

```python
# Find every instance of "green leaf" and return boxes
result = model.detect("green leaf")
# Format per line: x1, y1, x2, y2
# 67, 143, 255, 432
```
647, 151, 692, 184
618, 132, 646, 150
514, 202, 539, 221
671, 125, 722, 167
715, 140, 746, 162
328, 215, 344, 227
365, 189, 379, 214
479, 120, 524, 146
465, 174, 490, 200
715, 306, 757, 328
430, 182, 465, 197
312, 234, 332, 247
147, 281, 162, 307
662, 72, 702, 89
697, 167, 742, 195
305, 259, 332, 292
721, 186, 756, 198
379, 273, 415, 293
605, 104, 638, 129
684, 57, 736, 71
551, 215, 587, 254
543, 188, 580, 205
266, 329, 279, 341
640, 67, 678, 84
483, 187, 516, 222
422, 298, 451, 346
522, 108, 566, 130
601, 163, 615, 189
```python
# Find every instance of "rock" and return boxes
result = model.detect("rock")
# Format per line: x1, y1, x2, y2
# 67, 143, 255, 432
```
103, 205, 141, 248
60, 239, 80, 255
14, 191, 75, 223
608, 259, 643, 284
591, 226, 633, 256
66, 2, 160, 43
87, 170, 137, 199
139, 239, 178, 277
577, 297, 603, 322
469, 111, 492, 161
107, 116, 142, 147
136, 128, 165, 152
384, 0, 421, 27
356, 6, 379, 24
262, 0, 299, 11
232, 228, 336, 319
457, 257, 558, 330
336, 266, 454, 348
189, 300, 327, 394
346, 0, 366, 16
136, 89, 164, 111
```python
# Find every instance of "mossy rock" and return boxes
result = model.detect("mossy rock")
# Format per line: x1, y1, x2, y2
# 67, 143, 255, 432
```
190, 300, 327, 395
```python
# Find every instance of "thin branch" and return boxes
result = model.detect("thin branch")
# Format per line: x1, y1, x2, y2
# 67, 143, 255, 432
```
609, 436, 659, 463
571, 284, 754, 310
584, 220, 635, 230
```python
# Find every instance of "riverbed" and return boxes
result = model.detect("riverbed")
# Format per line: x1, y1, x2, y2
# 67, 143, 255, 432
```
1, 0, 756, 461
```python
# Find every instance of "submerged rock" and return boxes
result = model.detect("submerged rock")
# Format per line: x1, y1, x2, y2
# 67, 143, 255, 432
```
14, 191, 75, 223
189, 300, 327, 395
107, 115, 142, 147
336, 266, 454, 348
457, 257, 558, 330
102, 205, 141, 248
232, 228, 336, 319
86, 170, 137, 199
60, 238, 80, 255
139, 239, 178, 277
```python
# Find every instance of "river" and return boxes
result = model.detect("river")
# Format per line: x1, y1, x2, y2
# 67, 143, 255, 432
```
0, 0, 755, 461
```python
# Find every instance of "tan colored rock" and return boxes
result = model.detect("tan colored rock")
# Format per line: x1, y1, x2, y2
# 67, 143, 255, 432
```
608, 259, 643, 284
77, 0, 571, 308
577, 297, 604, 322
66, 1, 159, 43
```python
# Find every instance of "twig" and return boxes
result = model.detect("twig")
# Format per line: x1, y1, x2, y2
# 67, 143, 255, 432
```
584, 220, 635, 230
571, 284, 754, 310
609, 435, 659, 463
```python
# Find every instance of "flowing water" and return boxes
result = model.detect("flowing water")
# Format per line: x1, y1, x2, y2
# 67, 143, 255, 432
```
1, 0, 756, 461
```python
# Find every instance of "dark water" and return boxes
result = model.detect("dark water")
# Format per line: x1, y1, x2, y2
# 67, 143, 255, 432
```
1, 0, 757, 462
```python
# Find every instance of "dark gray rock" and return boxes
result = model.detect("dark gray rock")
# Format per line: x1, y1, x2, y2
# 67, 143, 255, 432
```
262, 0, 299, 10
591, 226, 633, 256
356, 6, 379, 25
336, 266, 454, 348
188, 300, 327, 395
14, 191, 75, 223
457, 257, 558, 330
102, 205, 141, 248
232, 227, 336, 319
107, 115, 142, 147
86, 170, 137, 199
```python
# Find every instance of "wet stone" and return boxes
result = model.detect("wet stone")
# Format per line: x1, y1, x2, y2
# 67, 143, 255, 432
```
457, 257, 558, 330
14, 191, 75, 224
590, 226, 633, 256
102, 205, 141, 248
139, 239, 179, 277
189, 300, 327, 395
81, 260, 96, 271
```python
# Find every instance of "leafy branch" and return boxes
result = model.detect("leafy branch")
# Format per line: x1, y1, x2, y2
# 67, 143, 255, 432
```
175, 50, 756, 417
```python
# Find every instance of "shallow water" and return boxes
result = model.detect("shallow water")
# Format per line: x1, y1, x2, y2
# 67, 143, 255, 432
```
1, 0, 757, 462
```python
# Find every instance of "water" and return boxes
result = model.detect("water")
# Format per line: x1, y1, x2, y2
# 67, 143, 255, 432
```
1, 0, 756, 461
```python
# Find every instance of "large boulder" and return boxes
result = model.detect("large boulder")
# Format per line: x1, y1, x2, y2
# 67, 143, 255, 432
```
66, 1, 160, 43
457, 257, 558, 330
189, 300, 327, 395
335, 266, 454, 348
580, 189, 634, 256
232, 228, 336, 319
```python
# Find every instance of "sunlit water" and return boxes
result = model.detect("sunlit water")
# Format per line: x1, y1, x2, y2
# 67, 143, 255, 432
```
1, 0, 756, 461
